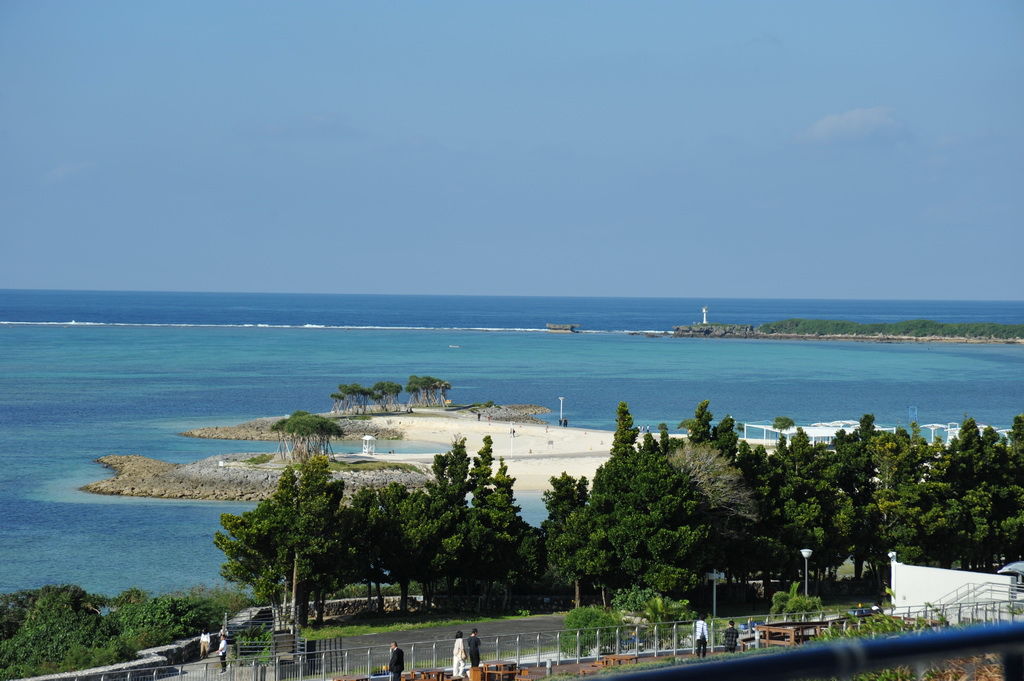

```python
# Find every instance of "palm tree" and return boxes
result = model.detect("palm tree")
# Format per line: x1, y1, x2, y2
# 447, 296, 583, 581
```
772, 416, 795, 432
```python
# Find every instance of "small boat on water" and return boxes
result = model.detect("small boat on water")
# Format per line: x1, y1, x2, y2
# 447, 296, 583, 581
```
546, 323, 580, 334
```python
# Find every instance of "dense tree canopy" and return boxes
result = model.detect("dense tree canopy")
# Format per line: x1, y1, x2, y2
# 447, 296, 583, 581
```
217, 400, 1024, 631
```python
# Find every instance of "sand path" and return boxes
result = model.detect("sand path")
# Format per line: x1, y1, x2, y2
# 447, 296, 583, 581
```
361, 411, 615, 491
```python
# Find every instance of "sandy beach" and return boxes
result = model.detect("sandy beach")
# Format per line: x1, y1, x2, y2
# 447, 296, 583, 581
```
361, 410, 616, 491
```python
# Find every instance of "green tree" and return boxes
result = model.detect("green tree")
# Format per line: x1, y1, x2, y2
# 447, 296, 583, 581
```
732, 439, 790, 590
831, 416, 882, 581
423, 440, 473, 601
466, 436, 534, 608
543, 473, 590, 606
712, 414, 740, 460
589, 402, 707, 595
271, 411, 344, 462
215, 456, 348, 626
680, 400, 714, 444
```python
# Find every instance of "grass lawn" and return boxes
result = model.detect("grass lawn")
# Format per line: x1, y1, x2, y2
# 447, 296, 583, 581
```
302, 612, 556, 640
327, 461, 421, 473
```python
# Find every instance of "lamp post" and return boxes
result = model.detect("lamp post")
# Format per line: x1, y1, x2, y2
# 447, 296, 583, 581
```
558, 396, 565, 426
800, 548, 813, 597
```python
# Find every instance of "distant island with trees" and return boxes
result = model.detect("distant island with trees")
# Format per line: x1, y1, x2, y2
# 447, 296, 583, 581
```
669, 318, 1024, 343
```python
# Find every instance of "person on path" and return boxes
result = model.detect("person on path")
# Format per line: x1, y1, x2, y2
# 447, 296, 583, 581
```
723, 621, 739, 654
452, 630, 469, 679
388, 641, 405, 681
199, 630, 211, 658
466, 628, 481, 668
217, 635, 228, 673
694, 614, 709, 658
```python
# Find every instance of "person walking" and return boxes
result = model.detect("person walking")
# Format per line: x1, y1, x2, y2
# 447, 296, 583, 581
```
388, 641, 405, 681
452, 631, 469, 679
217, 634, 228, 673
466, 628, 481, 668
693, 614, 709, 658
723, 621, 739, 653
199, 630, 211, 658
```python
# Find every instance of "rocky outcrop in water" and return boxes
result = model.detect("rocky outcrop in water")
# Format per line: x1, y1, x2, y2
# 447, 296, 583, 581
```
672, 324, 757, 337
469, 404, 551, 424
181, 415, 402, 441
82, 453, 430, 501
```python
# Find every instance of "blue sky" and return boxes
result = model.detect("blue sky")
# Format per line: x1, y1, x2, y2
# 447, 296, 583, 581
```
2, 1, 1021, 299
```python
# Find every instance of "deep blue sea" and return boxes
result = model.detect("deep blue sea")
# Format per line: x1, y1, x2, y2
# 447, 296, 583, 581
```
1, 290, 1022, 596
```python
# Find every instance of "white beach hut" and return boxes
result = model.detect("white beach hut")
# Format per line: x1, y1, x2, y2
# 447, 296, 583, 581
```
361, 435, 376, 455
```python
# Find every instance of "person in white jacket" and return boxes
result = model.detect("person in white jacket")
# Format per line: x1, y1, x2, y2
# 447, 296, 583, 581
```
452, 630, 468, 679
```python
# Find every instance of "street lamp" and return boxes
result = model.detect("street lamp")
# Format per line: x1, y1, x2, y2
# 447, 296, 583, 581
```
800, 548, 813, 597
558, 397, 565, 425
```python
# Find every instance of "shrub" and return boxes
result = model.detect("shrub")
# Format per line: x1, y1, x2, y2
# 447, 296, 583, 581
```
110, 594, 207, 645
611, 587, 660, 614
770, 582, 823, 615
561, 607, 622, 657
177, 584, 255, 628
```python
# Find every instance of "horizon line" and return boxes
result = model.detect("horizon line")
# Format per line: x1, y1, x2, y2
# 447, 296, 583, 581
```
2, 287, 1022, 304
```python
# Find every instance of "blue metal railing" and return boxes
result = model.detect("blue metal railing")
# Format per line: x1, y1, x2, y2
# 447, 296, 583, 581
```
610, 621, 1024, 681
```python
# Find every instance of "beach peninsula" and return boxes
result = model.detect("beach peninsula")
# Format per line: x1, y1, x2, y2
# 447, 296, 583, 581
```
83, 406, 616, 500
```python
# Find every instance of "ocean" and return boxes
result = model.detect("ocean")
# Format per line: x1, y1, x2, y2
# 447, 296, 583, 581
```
1, 290, 1022, 595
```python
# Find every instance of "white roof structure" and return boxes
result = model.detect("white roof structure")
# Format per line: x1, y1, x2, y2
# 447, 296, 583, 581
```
742, 421, 896, 446
745, 421, 1012, 446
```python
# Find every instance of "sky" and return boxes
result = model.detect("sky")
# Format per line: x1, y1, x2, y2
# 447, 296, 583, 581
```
1, 1, 1022, 300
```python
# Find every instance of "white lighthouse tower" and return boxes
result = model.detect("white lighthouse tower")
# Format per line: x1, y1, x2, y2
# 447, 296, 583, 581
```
701, 306, 709, 325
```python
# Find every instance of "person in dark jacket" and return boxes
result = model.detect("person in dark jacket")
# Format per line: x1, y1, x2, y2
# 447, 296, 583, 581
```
389, 641, 405, 681
723, 621, 739, 653
466, 628, 482, 667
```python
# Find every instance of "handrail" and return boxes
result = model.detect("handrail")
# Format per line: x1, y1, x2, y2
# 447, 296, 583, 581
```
934, 581, 1024, 605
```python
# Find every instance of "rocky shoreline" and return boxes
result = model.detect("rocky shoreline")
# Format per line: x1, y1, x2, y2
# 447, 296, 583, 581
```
82, 453, 431, 501
180, 404, 551, 441
181, 415, 404, 441
84, 404, 550, 501
658, 325, 1023, 344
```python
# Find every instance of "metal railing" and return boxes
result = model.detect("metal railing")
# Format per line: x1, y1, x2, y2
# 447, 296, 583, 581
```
57, 599, 1024, 681
933, 580, 1024, 606
627, 621, 1024, 681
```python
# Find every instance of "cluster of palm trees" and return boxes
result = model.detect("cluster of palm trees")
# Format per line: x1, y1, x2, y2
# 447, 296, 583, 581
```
329, 376, 453, 413
329, 381, 404, 413
404, 375, 452, 406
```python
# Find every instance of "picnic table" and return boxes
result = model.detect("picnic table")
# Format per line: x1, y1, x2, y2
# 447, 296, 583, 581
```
755, 621, 832, 647
409, 669, 448, 681
333, 676, 370, 681
481, 660, 517, 681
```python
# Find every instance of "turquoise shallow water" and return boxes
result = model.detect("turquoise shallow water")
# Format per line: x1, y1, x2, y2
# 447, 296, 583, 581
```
1, 292, 1022, 595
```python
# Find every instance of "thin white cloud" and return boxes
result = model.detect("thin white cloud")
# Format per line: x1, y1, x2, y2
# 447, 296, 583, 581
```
45, 162, 94, 183
800, 107, 908, 144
